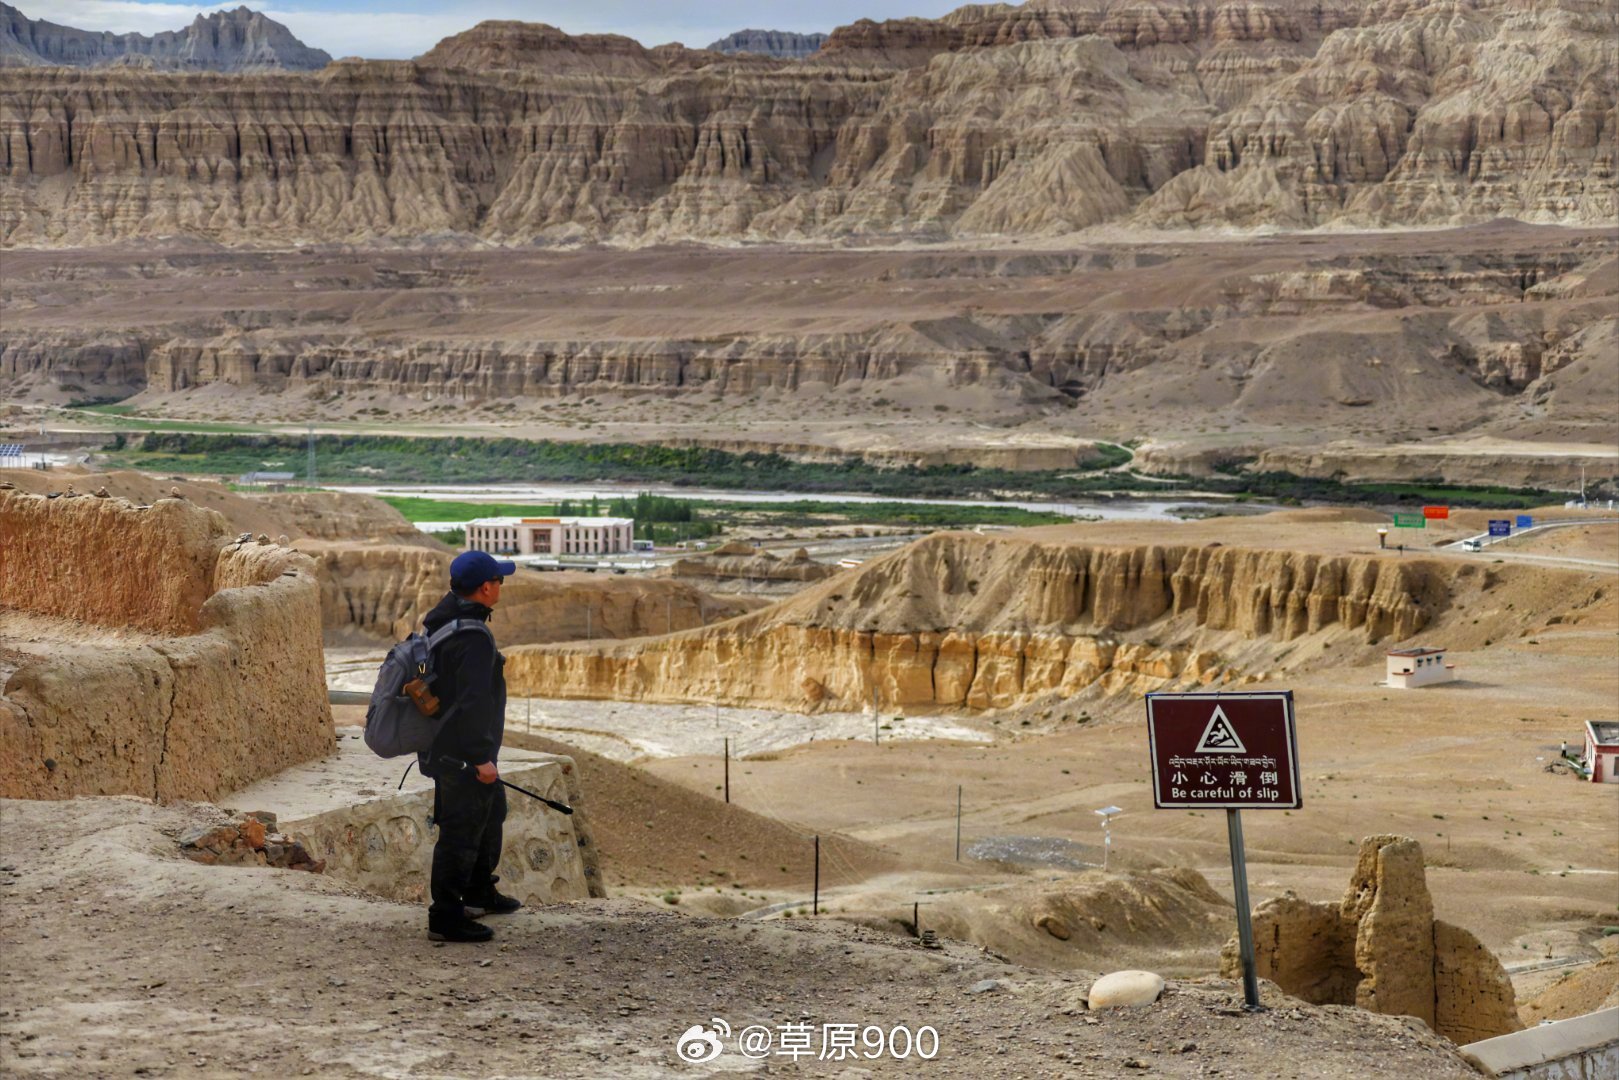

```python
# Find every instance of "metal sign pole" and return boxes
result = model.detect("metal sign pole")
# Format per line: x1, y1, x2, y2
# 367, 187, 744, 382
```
813, 835, 820, 916
1226, 808, 1261, 1011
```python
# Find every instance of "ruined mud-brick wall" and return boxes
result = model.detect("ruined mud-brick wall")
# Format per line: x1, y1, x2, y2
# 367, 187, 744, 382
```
0, 489, 333, 801
503, 532, 1437, 711
1221, 835, 1519, 1045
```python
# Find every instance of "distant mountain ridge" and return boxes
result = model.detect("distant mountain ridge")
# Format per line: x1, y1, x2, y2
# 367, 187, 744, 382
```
0, 3, 330, 72
705, 28, 827, 59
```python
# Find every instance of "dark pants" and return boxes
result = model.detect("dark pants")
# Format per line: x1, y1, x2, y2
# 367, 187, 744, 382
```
429, 771, 507, 919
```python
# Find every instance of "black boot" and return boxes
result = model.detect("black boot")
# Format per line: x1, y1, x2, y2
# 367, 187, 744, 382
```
428, 910, 494, 942
464, 880, 523, 917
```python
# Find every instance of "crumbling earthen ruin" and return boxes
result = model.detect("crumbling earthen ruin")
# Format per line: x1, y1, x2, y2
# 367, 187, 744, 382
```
0, 487, 333, 801
1220, 835, 1520, 1045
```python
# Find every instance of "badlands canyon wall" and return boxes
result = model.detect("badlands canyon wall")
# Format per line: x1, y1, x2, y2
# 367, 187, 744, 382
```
502, 529, 1447, 711
5, 233, 1614, 459
0, 489, 334, 801
0, 0, 1612, 246
307, 541, 765, 642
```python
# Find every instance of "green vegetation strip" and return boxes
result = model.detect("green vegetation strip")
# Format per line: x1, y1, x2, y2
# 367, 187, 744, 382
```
107, 433, 1554, 509
378, 495, 1070, 529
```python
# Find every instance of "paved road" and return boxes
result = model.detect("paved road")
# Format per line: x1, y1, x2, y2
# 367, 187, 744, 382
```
1477, 552, 1619, 571
1438, 516, 1619, 572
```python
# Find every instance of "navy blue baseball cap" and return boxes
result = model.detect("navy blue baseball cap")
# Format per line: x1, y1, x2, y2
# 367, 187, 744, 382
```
450, 550, 516, 594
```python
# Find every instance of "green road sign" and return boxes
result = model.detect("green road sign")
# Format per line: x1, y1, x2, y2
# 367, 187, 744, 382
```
1392, 513, 1426, 528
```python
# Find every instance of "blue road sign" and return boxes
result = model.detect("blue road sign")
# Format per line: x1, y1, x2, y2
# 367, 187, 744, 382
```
1516, 515, 1533, 529
1488, 520, 1511, 537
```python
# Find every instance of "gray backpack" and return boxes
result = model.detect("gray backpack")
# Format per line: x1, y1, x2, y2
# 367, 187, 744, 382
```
363, 619, 493, 759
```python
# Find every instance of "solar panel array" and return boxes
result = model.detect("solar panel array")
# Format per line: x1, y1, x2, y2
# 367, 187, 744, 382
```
0, 444, 24, 457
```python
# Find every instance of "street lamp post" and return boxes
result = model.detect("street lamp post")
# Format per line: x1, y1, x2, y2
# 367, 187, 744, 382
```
1095, 806, 1122, 871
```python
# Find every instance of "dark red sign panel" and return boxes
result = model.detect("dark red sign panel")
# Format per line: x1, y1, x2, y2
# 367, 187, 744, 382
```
1422, 505, 1450, 520
1146, 692, 1302, 809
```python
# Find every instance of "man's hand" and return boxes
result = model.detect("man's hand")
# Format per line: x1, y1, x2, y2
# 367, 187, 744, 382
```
474, 761, 499, 785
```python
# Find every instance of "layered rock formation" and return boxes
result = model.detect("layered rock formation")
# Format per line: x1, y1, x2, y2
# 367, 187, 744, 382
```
0, 4, 330, 72
415, 21, 740, 75
0, 0, 1611, 245
5, 234, 1613, 467
502, 529, 1437, 711
706, 29, 827, 59
1220, 835, 1519, 1045
0, 489, 333, 801
303, 540, 764, 642
669, 543, 841, 588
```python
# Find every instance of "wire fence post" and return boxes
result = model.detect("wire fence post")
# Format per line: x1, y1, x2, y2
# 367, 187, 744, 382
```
723, 737, 730, 804
526, 698, 532, 734
813, 835, 820, 916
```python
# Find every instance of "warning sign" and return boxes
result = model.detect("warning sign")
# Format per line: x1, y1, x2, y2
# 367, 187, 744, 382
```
1195, 707, 1247, 753
1147, 692, 1302, 809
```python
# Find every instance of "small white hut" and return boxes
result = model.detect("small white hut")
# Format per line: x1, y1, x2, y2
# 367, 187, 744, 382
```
1386, 647, 1455, 689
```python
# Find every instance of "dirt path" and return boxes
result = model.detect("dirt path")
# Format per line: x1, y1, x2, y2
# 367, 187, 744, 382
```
0, 798, 1480, 1079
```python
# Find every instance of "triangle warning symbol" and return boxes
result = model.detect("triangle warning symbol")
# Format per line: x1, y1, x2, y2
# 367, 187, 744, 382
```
1194, 705, 1247, 755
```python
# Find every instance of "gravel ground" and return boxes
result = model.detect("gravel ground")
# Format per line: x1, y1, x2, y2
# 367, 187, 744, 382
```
0, 797, 1481, 1079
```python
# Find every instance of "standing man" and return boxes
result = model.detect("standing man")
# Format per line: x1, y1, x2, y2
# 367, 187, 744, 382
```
421, 550, 523, 943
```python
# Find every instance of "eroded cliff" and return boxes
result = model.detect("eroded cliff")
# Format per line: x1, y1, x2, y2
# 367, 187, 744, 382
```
1, 0, 1611, 246
303, 541, 765, 643
502, 529, 1444, 711
5, 234, 1613, 462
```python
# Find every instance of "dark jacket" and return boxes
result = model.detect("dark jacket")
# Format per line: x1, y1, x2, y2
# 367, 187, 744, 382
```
422, 591, 506, 769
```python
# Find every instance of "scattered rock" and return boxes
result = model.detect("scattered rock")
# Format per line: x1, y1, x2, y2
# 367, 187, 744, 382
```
179, 813, 324, 873
1088, 971, 1166, 1009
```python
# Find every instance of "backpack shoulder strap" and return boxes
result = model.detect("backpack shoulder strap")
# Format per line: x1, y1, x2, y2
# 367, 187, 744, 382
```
425, 618, 494, 651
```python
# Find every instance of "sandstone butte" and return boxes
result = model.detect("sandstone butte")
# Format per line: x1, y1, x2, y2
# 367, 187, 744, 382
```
1220, 834, 1522, 1045
501, 529, 1449, 712
0, 0, 1612, 246
0, 487, 334, 801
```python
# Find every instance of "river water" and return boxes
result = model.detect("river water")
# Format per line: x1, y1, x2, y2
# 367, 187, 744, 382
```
326, 481, 1230, 522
